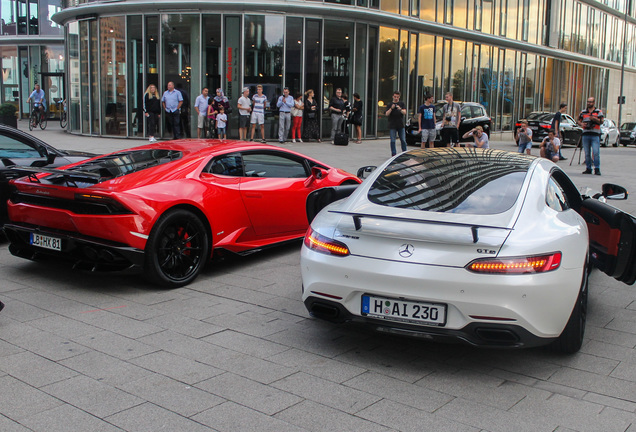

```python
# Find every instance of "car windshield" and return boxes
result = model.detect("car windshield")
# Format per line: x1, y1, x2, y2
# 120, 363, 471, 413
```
368, 148, 532, 215
620, 122, 636, 131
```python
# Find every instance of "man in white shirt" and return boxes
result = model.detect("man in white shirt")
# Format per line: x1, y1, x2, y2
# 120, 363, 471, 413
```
194, 88, 209, 138
237, 87, 252, 141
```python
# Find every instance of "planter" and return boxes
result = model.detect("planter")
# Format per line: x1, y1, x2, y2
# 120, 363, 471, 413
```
0, 115, 17, 128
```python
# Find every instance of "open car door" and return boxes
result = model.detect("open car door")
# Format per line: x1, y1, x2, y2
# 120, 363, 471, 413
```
579, 197, 636, 285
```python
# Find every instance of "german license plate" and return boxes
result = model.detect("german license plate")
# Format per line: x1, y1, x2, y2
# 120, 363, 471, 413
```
30, 233, 61, 251
361, 295, 446, 327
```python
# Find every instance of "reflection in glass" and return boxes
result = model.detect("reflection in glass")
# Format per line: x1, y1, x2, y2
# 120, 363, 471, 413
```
202, 15, 222, 98
101, 17, 127, 136
244, 15, 284, 139
323, 19, 353, 138
1, 0, 18, 35
285, 17, 303, 95
378, 27, 399, 137
127, 16, 142, 137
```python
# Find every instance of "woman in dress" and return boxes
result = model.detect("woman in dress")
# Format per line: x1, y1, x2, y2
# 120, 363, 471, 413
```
303, 89, 320, 142
351, 93, 363, 143
143, 84, 161, 142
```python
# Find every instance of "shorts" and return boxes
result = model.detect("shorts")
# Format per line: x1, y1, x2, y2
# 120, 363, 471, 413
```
197, 115, 207, 128
251, 112, 264, 125
421, 128, 436, 143
441, 128, 459, 146
217, 127, 226, 135
239, 115, 250, 128
518, 141, 532, 152
545, 150, 556, 160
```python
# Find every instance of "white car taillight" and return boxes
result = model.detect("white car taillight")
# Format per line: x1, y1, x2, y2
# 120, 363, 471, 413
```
466, 252, 562, 274
304, 228, 350, 257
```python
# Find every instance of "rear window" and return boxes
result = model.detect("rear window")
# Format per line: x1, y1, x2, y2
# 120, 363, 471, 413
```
526, 112, 552, 122
70, 149, 182, 181
368, 149, 531, 215
621, 122, 636, 131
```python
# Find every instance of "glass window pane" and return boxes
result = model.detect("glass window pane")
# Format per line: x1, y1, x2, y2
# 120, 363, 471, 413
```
244, 15, 284, 139
381, 0, 400, 14
378, 27, 399, 137
162, 14, 200, 138
101, 16, 126, 135
127, 15, 142, 137
285, 17, 303, 95
323, 19, 353, 139
39, 0, 62, 36
0, 46, 19, 109
1, 0, 17, 35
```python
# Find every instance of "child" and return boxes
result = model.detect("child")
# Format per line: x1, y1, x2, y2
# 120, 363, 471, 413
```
291, 92, 304, 143
206, 98, 216, 138
216, 106, 227, 140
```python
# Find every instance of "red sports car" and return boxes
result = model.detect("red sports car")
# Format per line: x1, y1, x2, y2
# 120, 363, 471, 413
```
4, 140, 361, 287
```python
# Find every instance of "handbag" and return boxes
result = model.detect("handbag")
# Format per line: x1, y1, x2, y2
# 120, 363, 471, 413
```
307, 111, 316, 119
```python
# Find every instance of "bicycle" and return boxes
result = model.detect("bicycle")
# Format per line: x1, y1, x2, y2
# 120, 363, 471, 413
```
29, 103, 47, 131
58, 100, 67, 128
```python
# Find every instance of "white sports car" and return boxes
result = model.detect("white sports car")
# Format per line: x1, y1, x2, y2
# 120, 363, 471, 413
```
301, 148, 636, 353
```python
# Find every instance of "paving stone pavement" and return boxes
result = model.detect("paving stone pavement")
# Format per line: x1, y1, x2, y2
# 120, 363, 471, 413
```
0, 121, 635, 431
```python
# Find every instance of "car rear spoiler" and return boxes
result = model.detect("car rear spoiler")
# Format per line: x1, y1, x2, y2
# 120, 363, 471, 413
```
330, 210, 511, 243
9, 165, 101, 186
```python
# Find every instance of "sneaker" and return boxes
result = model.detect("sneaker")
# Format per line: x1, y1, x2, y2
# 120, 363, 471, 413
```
582, 169, 593, 174
292, 139, 296, 143
261, 139, 266, 143
594, 169, 601, 176
298, 139, 303, 143
559, 155, 567, 160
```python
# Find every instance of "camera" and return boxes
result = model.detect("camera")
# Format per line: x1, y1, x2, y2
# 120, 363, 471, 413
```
445, 116, 452, 122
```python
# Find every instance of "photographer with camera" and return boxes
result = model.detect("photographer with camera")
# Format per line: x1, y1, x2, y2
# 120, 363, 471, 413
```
516, 120, 533, 155
441, 92, 461, 147
577, 97, 604, 175
385, 91, 407, 156
462, 126, 489, 149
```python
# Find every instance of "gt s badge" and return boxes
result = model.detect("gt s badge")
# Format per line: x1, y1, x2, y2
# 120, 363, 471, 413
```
477, 249, 496, 254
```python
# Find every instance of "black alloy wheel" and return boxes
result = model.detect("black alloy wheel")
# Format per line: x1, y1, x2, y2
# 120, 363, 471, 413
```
550, 261, 588, 354
144, 209, 209, 288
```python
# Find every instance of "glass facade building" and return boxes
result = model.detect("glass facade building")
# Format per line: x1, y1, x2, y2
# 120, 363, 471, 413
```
32, 0, 636, 138
0, 0, 64, 117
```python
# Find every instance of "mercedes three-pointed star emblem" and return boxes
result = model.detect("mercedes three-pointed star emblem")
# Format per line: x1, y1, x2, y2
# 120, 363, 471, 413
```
399, 244, 414, 258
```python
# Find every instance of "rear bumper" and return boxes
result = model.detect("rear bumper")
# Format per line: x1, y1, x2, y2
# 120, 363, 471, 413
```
4, 222, 144, 270
303, 296, 553, 348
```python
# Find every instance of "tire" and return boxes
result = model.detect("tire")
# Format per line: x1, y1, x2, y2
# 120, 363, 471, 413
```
29, 112, 36, 131
613, 136, 619, 147
550, 263, 588, 353
144, 209, 209, 288
60, 112, 67, 128
39, 114, 47, 130
602, 137, 608, 147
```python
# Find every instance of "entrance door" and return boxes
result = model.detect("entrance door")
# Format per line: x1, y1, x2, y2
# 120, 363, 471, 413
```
40, 72, 64, 119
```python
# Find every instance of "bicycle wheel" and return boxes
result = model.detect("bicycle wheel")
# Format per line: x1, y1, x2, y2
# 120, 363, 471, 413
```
40, 113, 47, 130
29, 112, 37, 131
60, 111, 67, 128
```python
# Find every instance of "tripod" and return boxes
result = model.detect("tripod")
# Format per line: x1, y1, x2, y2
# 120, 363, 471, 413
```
569, 136, 583, 166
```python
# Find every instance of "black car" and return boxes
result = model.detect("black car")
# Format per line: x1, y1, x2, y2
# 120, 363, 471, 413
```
0, 125, 95, 225
520, 112, 583, 146
619, 122, 636, 146
406, 102, 492, 146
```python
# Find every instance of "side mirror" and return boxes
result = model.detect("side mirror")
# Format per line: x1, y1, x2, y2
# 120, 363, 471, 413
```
602, 183, 628, 200
306, 184, 359, 223
311, 166, 327, 180
356, 165, 377, 180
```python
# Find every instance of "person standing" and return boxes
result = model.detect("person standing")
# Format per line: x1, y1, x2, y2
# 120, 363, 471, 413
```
516, 120, 533, 155
418, 93, 437, 148
216, 106, 227, 140
194, 87, 209, 138
350, 93, 363, 144
161, 81, 183, 139
237, 87, 252, 140
303, 89, 320, 142
462, 126, 489, 149
578, 97, 604, 175
441, 92, 461, 147
250, 84, 268, 143
277, 87, 294, 143
551, 103, 568, 160
329, 88, 346, 143
143, 84, 161, 142
175, 83, 191, 138
206, 98, 216, 138
291, 92, 304, 143
385, 91, 407, 156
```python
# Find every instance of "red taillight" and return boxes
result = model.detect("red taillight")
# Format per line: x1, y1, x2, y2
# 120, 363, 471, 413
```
304, 228, 350, 257
540, 124, 551, 129
466, 252, 562, 274
514, 123, 521, 127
